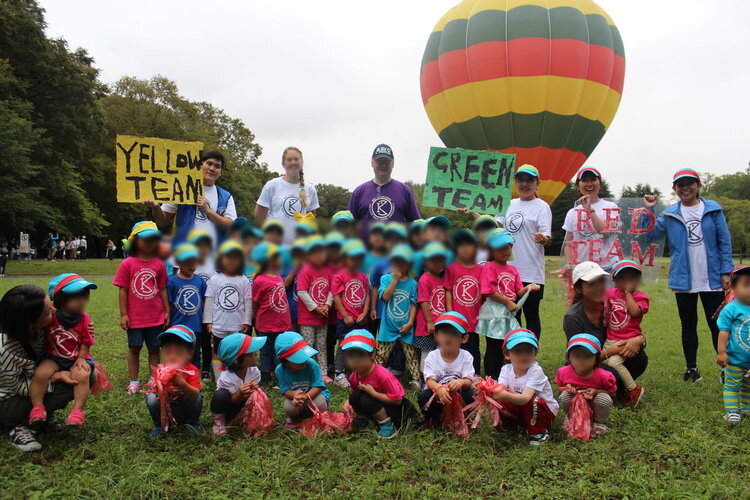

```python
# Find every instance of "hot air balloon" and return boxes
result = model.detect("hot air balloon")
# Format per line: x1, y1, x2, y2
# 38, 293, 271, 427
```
420, 0, 625, 204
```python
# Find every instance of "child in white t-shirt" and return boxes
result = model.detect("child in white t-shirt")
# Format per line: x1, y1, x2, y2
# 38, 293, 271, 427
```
210, 333, 265, 435
418, 312, 475, 429
493, 329, 558, 445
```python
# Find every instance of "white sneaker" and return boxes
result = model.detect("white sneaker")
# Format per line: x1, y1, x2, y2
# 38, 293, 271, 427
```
334, 373, 350, 388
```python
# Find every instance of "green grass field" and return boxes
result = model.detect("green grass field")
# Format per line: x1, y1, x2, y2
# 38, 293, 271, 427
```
0, 260, 747, 498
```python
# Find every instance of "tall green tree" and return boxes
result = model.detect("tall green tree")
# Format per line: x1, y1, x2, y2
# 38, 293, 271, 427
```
701, 171, 750, 200
621, 183, 662, 199
315, 184, 352, 219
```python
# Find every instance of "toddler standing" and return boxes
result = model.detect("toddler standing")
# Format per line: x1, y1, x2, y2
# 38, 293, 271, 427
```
717, 266, 750, 423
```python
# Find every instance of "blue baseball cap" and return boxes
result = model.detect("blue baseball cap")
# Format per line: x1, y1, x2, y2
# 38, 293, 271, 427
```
515, 164, 540, 179
453, 228, 477, 245
504, 328, 539, 350
369, 222, 386, 234
251, 241, 279, 265
275, 332, 318, 364
305, 235, 326, 252
217, 333, 267, 367
434, 312, 469, 334
488, 229, 515, 249
296, 221, 316, 236
48, 273, 98, 299
422, 242, 449, 260
612, 259, 642, 277
340, 329, 377, 353
566, 333, 602, 354
389, 244, 413, 264
472, 215, 499, 231
410, 219, 426, 234
157, 325, 197, 346
424, 215, 450, 230
325, 231, 346, 248
384, 222, 408, 240
241, 225, 264, 240
342, 239, 366, 257
291, 238, 307, 253
128, 220, 160, 241
332, 210, 355, 224
173, 243, 199, 263
231, 217, 249, 232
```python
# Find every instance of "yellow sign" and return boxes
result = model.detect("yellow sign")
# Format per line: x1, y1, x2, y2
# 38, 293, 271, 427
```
115, 135, 204, 204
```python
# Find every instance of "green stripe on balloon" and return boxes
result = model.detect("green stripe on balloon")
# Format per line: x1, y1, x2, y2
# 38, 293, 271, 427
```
423, 6, 624, 65
437, 111, 607, 156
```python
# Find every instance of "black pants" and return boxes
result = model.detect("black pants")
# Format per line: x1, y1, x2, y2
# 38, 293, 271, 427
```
601, 349, 649, 398
210, 388, 245, 422
0, 382, 75, 429
484, 338, 505, 380
462, 332, 481, 375
674, 291, 724, 369
0, 256, 7, 274
418, 387, 474, 423
349, 389, 416, 428
190, 331, 212, 372
517, 283, 544, 338
326, 324, 337, 374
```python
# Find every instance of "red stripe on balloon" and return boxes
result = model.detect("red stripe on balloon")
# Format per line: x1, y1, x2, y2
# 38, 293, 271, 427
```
420, 39, 625, 103
492, 146, 588, 184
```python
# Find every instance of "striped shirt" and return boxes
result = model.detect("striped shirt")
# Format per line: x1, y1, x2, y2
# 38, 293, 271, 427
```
0, 331, 43, 401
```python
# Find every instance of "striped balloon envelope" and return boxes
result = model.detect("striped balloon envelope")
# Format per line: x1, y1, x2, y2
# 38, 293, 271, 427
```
420, 0, 625, 204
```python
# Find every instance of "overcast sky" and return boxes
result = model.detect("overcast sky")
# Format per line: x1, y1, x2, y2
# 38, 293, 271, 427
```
42, 0, 750, 197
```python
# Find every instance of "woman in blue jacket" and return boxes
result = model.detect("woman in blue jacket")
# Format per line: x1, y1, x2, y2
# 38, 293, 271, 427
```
643, 168, 733, 383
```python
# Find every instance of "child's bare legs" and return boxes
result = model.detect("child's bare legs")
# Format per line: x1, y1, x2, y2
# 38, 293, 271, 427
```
70, 363, 91, 410
30, 360, 60, 407
127, 346, 142, 380
147, 347, 160, 377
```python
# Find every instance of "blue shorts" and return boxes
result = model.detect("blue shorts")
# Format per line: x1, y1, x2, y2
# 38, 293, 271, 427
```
336, 319, 368, 339
38, 354, 95, 371
127, 326, 162, 349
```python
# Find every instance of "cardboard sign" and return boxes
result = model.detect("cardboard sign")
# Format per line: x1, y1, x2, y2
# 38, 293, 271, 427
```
423, 147, 516, 216
560, 198, 666, 282
115, 135, 204, 204
19, 232, 30, 253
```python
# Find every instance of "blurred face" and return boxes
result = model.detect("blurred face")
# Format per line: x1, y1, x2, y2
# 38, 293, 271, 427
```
577, 173, 601, 198
435, 328, 467, 354
282, 149, 303, 178
344, 349, 374, 373
264, 229, 283, 246
410, 231, 424, 249
306, 247, 327, 268
613, 269, 641, 292
384, 236, 404, 252
327, 246, 341, 263
268, 254, 282, 272
425, 256, 446, 274
138, 236, 160, 257
568, 347, 597, 374
515, 173, 539, 199
390, 258, 410, 275
202, 158, 223, 187
491, 244, 513, 263
334, 221, 354, 236
507, 344, 536, 371
34, 296, 55, 329
371, 158, 394, 180
221, 252, 244, 275
178, 258, 198, 275
423, 225, 446, 244
61, 295, 89, 316
732, 275, 750, 305
285, 360, 307, 374
673, 178, 700, 204
239, 352, 258, 368
344, 254, 364, 273
368, 232, 385, 250
455, 242, 477, 264
242, 238, 257, 257
195, 240, 212, 259
581, 276, 607, 302
161, 342, 193, 365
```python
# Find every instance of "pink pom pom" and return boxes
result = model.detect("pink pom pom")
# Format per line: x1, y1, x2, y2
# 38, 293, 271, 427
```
299, 396, 354, 439
228, 388, 275, 437
145, 364, 196, 431
562, 391, 593, 441
90, 363, 113, 395
423, 386, 470, 439
464, 376, 513, 431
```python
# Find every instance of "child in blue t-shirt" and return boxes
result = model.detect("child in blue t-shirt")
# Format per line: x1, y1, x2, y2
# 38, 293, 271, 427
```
274, 332, 331, 428
717, 265, 750, 423
167, 244, 208, 373
377, 244, 420, 390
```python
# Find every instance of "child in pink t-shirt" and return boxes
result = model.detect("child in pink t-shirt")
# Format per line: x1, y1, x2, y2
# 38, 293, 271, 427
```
331, 240, 370, 386
250, 241, 292, 384
341, 329, 417, 439
113, 221, 169, 396
555, 334, 618, 437
415, 243, 449, 368
296, 236, 332, 375
603, 260, 649, 406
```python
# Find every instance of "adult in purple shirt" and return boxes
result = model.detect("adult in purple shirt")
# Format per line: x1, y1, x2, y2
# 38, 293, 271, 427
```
348, 144, 421, 234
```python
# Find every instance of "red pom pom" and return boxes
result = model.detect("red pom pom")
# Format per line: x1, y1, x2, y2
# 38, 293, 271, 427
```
299, 397, 354, 439
90, 363, 113, 395
464, 376, 513, 431
228, 388, 275, 437
146, 364, 197, 431
563, 392, 593, 441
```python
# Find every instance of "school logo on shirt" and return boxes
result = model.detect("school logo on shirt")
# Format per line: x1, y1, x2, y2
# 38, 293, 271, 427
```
497, 272, 516, 298
195, 199, 211, 221
344, 279, 366, 308
282, 195, 302, 217
176, 284, 201, 315
387, 289, 410, 321
607, 297, 629, 331
132, 268, 158, 300
505, 212, 524, 234
271, 282, 289, 313
686, 219, 703, 246
217, 285, 241, 311
310, 277, 329, 306
454, 276, 480, 307
732, 316, 750, 351
368, 195, 395, 220
429, 287, 446, 315
48, 326, 80, 359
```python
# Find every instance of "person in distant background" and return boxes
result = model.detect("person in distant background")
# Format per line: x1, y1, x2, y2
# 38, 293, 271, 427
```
348, 144, 421, 236
78, 236, 87, 260
120, 235, 129, 259
57, 237, 66, 260
46, 233, 58, 261
0, 240, 8, 277
105, 239, 116, 261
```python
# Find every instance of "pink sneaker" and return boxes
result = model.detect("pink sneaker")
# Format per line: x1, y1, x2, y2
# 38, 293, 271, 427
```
28, 405, 47, 425
284, 418, 300, 430
322, 374, 334, 383
66, 408, 85, 426
126, 380, 141, 396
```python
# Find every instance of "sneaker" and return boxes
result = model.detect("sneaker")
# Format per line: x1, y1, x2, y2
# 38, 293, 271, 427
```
184, 423, 203, 434
683, 369, 703, 383
528, 430, 550, 446
28, 405, 47, 426
201, 370, 212, 383
334, 372, 350, 388
66, 408, 85, 427
591, 423, 609, 437
353, 417, 370, 430
322, 374, 334, 384
8, 426, 41, 452
409, 379, 423, 391
377, 421, 398, 439
127, 380, 141, 395
284, 418, 301, 430
149, 427, 166, 438
624, 386, 644, 407
212, 422, 227, 435
725, 412, 741, 424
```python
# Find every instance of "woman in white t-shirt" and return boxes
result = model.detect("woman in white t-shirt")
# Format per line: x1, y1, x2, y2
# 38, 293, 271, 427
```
562, 167, 620, 274
254, 147, 320, 245
497, 164, 552, 337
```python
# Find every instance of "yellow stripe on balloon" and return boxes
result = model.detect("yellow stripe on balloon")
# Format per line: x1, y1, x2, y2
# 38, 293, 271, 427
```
432, 0, 617, 33
425, 76, 622, 134
537, 180, 569, 204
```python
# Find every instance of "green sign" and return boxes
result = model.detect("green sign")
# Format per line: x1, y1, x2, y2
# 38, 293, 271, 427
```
423, 147, 516, 216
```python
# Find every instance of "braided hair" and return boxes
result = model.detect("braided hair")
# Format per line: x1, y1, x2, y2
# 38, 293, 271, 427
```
282, 146, 307, 209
